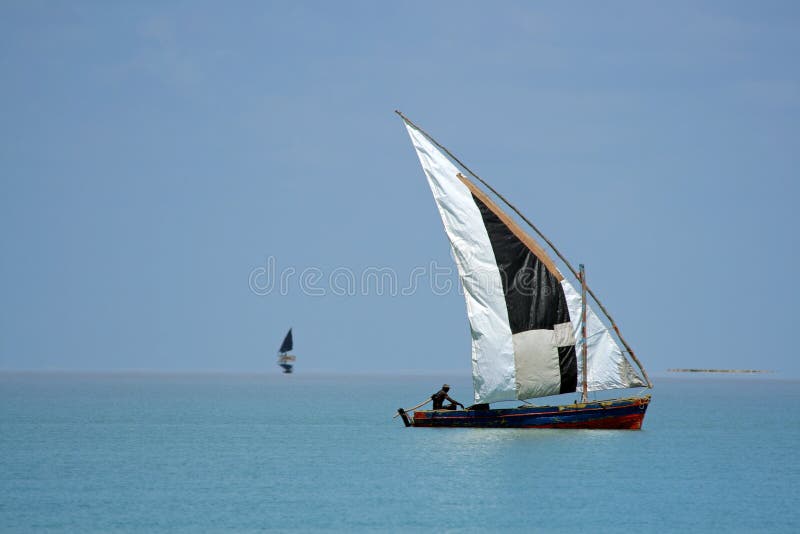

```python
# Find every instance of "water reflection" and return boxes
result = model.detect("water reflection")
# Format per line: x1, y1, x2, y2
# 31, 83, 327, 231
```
434, 427, 630, 461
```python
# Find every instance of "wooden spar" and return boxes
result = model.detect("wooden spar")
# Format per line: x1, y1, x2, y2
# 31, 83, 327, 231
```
580, 264, 588, 403
458, 173, 563, 281
395, 110, 652, 388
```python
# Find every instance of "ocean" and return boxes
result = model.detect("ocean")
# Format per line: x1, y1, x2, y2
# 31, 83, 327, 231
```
1, 372, 798, 533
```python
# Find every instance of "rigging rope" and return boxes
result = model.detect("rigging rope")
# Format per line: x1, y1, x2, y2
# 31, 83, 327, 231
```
393, 397, 431, 418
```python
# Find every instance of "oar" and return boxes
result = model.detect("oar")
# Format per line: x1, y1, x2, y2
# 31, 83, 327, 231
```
393, 397, 431, 418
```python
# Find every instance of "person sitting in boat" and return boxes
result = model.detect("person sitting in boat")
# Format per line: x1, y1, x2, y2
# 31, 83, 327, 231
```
431, 384, 464, 411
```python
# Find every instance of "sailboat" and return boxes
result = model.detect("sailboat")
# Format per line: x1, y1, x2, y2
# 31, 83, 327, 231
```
277, 328, 295, 374
394, 112, 652, 429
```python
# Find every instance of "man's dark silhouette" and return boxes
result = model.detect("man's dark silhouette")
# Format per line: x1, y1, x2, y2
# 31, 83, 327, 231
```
431, 384, 464, 410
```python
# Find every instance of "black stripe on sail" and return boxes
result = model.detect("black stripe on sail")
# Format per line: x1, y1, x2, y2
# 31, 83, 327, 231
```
558, 346, 578, 393
471, 193, 577, 393
471, 194, 570, 332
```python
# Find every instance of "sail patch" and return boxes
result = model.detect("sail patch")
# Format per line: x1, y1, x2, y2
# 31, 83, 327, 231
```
553, 322, 575, 347
512, 330, 562, 399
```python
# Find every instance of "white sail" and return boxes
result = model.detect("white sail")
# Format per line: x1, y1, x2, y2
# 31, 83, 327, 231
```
561, 280, 646, 392
405, 123, 517, 404
404, 121, 645, 403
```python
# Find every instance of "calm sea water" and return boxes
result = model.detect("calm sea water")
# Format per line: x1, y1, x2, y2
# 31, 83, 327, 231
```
1, 372, 798, 533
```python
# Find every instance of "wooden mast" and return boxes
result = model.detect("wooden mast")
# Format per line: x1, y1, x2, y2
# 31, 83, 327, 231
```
580, 264, 588, 403
395, 110, 652, 389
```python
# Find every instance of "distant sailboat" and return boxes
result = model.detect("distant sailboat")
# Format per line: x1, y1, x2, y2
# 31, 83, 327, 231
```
394, 112, 652, 429
277, 329, 295, 374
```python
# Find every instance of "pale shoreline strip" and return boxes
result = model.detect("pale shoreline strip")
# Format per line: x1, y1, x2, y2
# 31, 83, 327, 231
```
667, 369, 771, 374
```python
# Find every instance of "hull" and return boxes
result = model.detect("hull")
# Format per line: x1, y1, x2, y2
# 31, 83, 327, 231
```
278, 353, 295, 374
410, 395, 650, 429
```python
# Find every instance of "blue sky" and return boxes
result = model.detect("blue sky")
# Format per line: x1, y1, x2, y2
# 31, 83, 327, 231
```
1, 1, 798, 376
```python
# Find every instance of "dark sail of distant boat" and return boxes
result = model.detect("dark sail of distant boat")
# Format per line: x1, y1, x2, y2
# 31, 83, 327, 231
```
394, 111, 652, 429
277, 329, 295, 374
